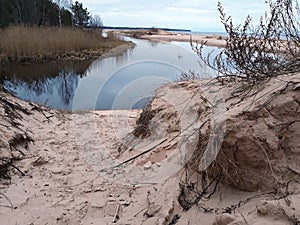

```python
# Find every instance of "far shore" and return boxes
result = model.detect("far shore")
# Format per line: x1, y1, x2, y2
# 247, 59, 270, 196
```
112, 29, 227, 48
141, 33, 227, 48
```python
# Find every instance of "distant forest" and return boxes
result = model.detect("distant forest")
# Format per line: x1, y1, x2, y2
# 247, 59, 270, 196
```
0, 0, 102, 28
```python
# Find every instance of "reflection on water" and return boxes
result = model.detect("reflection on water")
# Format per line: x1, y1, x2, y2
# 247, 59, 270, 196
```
0, 37, 219, 111
96, 61, 183, 110
0, 61, 91, 110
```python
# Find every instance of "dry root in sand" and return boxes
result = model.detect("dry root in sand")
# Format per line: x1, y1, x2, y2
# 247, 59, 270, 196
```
0, 90, 36, 181
133, 107, 156, 139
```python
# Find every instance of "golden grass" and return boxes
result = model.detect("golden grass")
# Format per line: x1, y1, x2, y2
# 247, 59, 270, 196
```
0, 26, 126, 63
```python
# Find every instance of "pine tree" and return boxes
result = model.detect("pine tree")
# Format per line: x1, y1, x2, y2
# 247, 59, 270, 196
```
0, 0, 14, 27
71, 1, 90, 27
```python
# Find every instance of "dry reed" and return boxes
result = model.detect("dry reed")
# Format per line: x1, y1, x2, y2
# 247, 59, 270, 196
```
0, 26, 125, 63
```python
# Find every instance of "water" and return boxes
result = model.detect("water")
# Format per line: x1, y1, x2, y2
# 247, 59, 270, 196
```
0, 36, 220, 111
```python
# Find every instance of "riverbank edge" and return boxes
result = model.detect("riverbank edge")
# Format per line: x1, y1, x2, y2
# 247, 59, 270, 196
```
0, 40, 135, 65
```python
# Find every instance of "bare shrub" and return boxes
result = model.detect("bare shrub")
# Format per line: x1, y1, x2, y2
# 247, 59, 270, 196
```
133, 107, 155, 138
192, 0, 300, 83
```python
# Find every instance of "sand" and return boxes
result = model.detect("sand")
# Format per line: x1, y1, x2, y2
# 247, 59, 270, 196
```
141, 33, 226, 47
0, 72, 299, 224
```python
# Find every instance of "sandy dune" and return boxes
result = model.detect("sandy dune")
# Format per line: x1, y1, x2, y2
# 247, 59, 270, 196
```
0, 73, 299, 224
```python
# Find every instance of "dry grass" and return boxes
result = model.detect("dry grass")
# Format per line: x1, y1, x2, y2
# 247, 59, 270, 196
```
0, 26, 126, 63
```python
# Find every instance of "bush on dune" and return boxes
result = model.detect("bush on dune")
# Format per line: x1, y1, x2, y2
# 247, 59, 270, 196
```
192, 0, 300, 84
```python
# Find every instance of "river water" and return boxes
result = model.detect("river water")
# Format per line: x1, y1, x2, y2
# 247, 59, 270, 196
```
0, 37, 218, 111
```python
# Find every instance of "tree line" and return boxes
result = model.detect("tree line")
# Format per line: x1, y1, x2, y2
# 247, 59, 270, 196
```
0, 0, 103, 28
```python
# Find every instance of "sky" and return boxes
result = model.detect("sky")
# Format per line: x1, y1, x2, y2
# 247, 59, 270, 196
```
79, 0, 269, 32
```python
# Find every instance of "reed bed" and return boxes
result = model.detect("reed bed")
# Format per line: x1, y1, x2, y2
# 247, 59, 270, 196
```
0, 26, 125, 63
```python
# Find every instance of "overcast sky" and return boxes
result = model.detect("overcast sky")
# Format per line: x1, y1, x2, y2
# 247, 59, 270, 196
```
79, 0, 268, 32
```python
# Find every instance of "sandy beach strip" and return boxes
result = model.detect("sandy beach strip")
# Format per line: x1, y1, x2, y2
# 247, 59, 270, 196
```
141, 33, 227, 47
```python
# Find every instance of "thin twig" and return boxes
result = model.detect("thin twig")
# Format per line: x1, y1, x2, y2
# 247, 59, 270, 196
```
0, 158, 25, 176
100, 139, 167, 172
112, 203, 120, 223
0, 193, 13, 211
